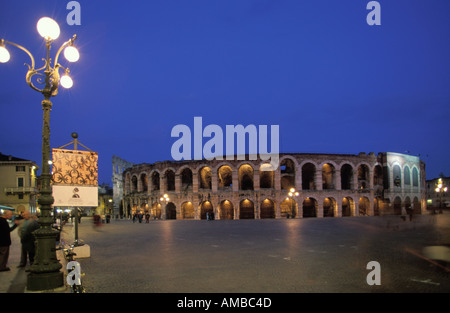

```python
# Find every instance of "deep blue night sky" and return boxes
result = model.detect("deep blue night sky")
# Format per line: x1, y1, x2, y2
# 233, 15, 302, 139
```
1, 0, 449, 185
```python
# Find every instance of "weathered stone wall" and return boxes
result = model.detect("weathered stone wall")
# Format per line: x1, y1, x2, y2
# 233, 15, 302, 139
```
121, 152, 425, 220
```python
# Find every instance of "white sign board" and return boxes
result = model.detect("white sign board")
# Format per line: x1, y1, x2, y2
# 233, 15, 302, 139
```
52, 185, 98, 207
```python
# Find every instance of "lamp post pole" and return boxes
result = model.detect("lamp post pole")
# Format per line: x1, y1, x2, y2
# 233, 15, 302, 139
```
1, 17, 79, 291
435, 178, 448, 214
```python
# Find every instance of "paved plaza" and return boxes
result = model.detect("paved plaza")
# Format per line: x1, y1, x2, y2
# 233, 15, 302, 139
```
75, 213, 449, 293
1, 213, 449, 293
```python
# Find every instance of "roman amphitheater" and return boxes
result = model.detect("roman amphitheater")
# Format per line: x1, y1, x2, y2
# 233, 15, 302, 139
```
116, 152, 426, 220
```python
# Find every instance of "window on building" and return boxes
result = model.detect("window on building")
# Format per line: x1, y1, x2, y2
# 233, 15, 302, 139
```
16, 166, 25, 172
17, 177, 24, 187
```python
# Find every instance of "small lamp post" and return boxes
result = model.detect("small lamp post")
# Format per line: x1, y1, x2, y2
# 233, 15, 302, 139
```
286, 188, 299, 218
435, 178, 448, 214
1, 17, 79, 291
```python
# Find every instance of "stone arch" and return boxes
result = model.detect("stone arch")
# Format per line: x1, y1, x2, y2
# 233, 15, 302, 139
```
140, 173, 148, 192
393, 164, 402, 187
280, 158, 296, 190
301, 162, 316, 190
260, 199, 275, 219
165, 169, 176, 191
166, 202, 177, 219
358, 197, 370, 216
198, 166, 212, 190
323, 197, 337, 217
260, 163, 274, 189
239, 163, 254, 190
342, 197, 354, 217
199, 200, 214, 220
281, 198, 297, 218
373, 197, 382, 216
217, 164, 233, 189
412, 167, 419, 187
131, 175, 138, 193
219, 200, 234, 220
404, 166, 411, 186
151, 203, 161, 219
181, 201, 195, 219
341, 163, 354, 190
180, 167, 193, 190
151, 170, 160, 191
322, 163, 336, 190
373, 165, 383, 186
357, 164, 370, 190
303, 197, 318, 218
239, 199, 255, 219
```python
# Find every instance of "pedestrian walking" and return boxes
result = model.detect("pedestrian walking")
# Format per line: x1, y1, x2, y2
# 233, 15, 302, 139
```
20, 211, 39, 269
0, 210, 19, 272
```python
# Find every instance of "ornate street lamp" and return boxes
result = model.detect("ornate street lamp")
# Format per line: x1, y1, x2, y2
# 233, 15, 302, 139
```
286, 188, 299, 218
160, 194, 170, 219
1, 17, 79, 291
435, 178, 448, 214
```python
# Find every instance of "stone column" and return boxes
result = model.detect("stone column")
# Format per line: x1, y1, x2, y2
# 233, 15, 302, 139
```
193, 172, 199, 193
315, 170, 322, 191
232, 170, 239, 192
175, 174, 181, 193
254, 169, 260, 191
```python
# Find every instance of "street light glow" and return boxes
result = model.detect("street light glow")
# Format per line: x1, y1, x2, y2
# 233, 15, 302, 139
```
64, 45, 80, 62
60, 74, 73, 88
0, 45, 10, 63
36, 17, 60, 40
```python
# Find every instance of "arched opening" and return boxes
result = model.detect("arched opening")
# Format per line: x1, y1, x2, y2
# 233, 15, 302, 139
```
151, 203, 161, 219
404, 196, 412, 215
260, 163, 274, 189
358, 197, 370, 216
373, 165, 383, 186
200, 201, 214, 220
373, 197, 382, 216
260, 199, 275, 219
281, 198, 297, 218
218, 165, 233, 189
280, 158, 295, 190
239, 164, 254, 190
181, 202, 195, 220
165, 169, 175, 191
357, 164, 369, 190
131, 175, 138, 193
140, 174, 148, 192
342, 197, 354, 217
322, 163, 335, 190
393, 196, 402, 215
181, 167, 193, 191
199, 166, 212, 190
166, 202, 177, 219
393, 165, 401, 187
323, 197, 336, 217
302, 163, 316, 190
303, 198, 317, 218
239, 199, 254, 219
341, 164, 353, 190
412, 168, 419, 187
151, 172, 160, 191
404, 166, 411, 186
220, 200, 234, 220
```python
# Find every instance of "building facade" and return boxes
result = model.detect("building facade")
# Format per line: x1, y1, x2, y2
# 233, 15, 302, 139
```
121, 152, 426, 220
0, 152, 39, 214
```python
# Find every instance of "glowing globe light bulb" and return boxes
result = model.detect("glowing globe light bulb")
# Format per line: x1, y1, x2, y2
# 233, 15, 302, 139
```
37, 17, 60, 40
64, 46, 79, 62
60, 75, 73, 88
0, 46, 10, 63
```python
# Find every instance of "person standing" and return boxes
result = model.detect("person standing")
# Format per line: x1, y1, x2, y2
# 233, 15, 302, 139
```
19, 211, 39, 269
0, 210, 19, 272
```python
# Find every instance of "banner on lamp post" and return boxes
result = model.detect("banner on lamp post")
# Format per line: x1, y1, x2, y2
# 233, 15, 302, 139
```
52, 148, 98, 207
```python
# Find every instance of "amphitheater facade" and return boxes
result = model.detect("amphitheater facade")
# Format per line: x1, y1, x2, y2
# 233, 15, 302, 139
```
119, 152, 426, 220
